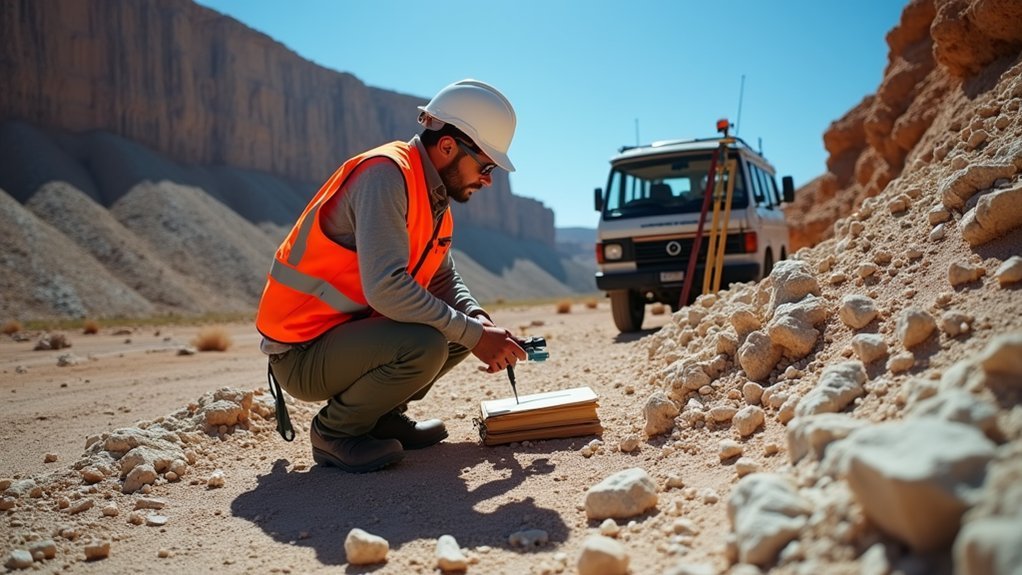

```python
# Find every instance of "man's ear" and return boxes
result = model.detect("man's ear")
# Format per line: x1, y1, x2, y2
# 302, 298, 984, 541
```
438, 135, 457, 158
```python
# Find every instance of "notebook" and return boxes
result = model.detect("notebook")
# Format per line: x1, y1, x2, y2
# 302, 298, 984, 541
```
477, 386, 602, 446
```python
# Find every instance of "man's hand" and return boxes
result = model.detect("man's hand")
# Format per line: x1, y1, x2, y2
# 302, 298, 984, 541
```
472, 325, 527, 373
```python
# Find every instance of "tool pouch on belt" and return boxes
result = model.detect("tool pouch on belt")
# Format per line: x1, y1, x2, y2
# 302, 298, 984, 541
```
267, 362, 295, 441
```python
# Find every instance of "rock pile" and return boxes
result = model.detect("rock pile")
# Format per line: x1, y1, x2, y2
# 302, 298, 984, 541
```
0, 387, 282, 569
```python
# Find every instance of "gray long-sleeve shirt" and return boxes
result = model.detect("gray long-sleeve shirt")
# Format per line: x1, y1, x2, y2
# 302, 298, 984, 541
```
261, 136, 486, 354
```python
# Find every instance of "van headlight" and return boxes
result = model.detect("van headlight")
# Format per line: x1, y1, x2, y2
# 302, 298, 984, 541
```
603, 243, 623, 261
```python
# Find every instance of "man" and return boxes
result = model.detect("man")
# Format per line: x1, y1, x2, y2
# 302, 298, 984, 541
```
255, 79, 526, 473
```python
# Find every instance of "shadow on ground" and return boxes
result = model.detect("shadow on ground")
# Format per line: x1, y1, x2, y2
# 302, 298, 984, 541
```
231, 440, 569, 569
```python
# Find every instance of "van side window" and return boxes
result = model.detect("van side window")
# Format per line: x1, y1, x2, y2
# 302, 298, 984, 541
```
752, 164, 778, 208
763, 170, 781, 205
745, 160, 765, 204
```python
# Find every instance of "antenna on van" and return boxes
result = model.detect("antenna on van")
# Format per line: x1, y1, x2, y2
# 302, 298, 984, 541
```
735, 74, 745, 136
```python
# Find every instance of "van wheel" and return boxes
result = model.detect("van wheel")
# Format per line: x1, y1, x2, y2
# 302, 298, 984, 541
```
610, 290, 644, 332
763, 249, 775, 277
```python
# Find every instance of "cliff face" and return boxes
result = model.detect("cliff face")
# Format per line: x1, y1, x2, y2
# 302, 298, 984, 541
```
0, 0, 552, 245
784, 0, 1022, 250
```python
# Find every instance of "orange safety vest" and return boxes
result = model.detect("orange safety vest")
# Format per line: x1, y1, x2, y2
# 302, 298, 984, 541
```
255, 141, 454, 343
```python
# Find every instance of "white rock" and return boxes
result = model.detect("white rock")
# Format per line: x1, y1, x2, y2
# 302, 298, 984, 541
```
508, 528, 548, 548
344, 528, 389, 565
599, 518, 620, 537
727, 473, 811, 567
795, 361, 866, 417
709, 405, 738, 423
577, 535, 629, 575
851, 333, 888, 364
977, 331, 1022, 379
737, 331, 782, 382
961, 184, 1022, 246
730, 307, 762, 338
5, 550, 33, 570
84, 540, 110, 560
940, 310, 974, 337
907, 389, 999, 438
27, 540, 56, 560
767, 260, 821, 314
742, 382, 764, 405
994, 256, 1022, 286
122, 463, 157, 494
585, 468, 658, 520
823, 419, 995, 552
735, 457, 760, 477
887, 351, 915, 373
206, 469, 225, 488
954, 516, 1022, 575
719, 439, 743, 461
948, 262, 984, 287
930, 223, 946, 241
643, 392, 679, 437
767, 296, 829, 358
733, 405, 765, 437
618, 435, 640, 453
838, 294, 878, 329
435, 534, 467, 572
896, 307, 937, 349
786, 414, 867, 464
928, 205, 951, 225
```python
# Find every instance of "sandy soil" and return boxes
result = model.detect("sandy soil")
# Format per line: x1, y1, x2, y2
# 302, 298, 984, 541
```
2, 303, 774, 575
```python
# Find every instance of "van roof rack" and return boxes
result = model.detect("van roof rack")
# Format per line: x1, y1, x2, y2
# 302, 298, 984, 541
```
618, 135, 754, 154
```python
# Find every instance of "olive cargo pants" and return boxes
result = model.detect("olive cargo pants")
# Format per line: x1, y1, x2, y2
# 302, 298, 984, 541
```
269, 317, 471, 437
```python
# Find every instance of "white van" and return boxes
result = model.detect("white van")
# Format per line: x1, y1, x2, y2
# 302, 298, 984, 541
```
594, 135, 794, 332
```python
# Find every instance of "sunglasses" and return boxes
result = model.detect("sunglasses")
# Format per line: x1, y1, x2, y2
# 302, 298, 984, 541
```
455, 139, 497, 176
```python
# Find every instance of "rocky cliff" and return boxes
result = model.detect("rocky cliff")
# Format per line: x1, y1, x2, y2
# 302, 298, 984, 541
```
0, 0, 553, 245
784, 0, 1022, 250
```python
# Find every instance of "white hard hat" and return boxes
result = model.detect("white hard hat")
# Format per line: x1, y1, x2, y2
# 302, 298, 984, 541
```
417, 79, 517, 172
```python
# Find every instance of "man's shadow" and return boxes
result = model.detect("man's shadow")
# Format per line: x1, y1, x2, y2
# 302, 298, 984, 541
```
231, 440, 568, 567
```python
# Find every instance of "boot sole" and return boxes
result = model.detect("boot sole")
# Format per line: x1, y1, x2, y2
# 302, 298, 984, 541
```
312, 447, 404, 473
399, 429, 449, 450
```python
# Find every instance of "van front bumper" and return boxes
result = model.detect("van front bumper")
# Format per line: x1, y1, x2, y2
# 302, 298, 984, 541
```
595, 262, 760, 292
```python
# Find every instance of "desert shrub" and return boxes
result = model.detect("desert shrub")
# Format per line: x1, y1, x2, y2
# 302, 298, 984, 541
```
193, 326, 232, 352
82, 319, 100, 335
2, 320, 22, 335
555, 300, 572, 314
584, 298, 598, 309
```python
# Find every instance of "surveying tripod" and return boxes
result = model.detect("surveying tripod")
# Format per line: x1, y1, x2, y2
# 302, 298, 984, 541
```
678, 119, 738, 309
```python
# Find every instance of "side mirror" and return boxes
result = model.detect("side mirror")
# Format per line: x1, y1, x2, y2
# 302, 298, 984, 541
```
782, 176, 794, 203
594, 187, 603, 211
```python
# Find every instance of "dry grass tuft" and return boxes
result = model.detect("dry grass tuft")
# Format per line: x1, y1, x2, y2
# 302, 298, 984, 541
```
584, 298, 599, 309
82, 319, 100, 335
555, 300, 572, 314
2, 320, 22, 335
650, 303, 667, 315
193, 326, 232, 352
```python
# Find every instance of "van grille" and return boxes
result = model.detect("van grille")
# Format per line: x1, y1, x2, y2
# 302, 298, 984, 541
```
634, 234, 746, 269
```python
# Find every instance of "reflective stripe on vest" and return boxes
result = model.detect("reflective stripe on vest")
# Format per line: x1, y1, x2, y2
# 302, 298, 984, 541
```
255, 141, 453, 343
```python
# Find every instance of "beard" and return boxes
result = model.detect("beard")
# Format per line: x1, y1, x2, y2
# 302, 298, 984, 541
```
439, 154, 479, 204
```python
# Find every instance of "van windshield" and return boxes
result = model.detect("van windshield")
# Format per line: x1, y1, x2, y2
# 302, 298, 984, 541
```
602, 152, 747, 220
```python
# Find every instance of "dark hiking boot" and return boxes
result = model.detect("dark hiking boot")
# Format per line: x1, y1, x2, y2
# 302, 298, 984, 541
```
310, 417, 404, 473
370, 410, 448, 450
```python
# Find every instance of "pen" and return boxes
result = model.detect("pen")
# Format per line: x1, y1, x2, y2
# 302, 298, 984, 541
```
506, 365, 519, 404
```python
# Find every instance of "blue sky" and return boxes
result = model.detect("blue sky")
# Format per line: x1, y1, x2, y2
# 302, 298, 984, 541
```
196, 1, 907, 228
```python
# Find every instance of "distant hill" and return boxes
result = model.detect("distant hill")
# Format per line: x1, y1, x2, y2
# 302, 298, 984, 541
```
0, 0, 594, 319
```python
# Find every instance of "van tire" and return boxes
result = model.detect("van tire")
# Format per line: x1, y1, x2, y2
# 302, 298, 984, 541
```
763, 249, 775, 278
610, 290, 644, 332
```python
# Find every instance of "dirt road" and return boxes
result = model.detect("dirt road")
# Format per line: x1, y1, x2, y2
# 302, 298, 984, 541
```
5, 303, 755, 575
